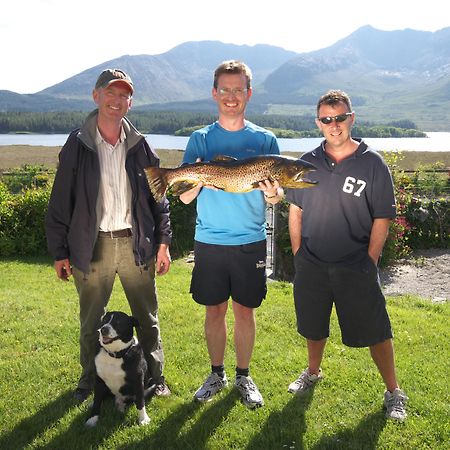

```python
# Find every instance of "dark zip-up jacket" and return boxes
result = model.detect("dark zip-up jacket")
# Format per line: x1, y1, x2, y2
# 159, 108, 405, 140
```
45, 110, 172, 273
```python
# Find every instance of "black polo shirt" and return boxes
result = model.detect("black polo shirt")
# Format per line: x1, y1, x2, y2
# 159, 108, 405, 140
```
286, 139, 396, 265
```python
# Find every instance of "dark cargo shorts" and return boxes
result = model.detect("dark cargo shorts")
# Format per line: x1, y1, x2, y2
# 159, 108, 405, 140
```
190, 240, 267, 308
293, 252, 393, 347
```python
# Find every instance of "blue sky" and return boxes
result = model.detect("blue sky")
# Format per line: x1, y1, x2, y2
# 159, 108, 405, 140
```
2, 0, 448, 93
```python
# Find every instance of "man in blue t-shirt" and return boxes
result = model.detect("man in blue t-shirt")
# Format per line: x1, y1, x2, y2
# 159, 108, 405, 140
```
180, 60, 282, 408
286, 90, 408, 421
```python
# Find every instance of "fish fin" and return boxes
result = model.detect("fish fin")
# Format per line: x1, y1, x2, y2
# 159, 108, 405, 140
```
144, 167, 169, 202
250, 177, 275, 189
171, 181, 226, 195
251, 181, 263, 189
212, 155, 238, 162
170, 180, 199, 196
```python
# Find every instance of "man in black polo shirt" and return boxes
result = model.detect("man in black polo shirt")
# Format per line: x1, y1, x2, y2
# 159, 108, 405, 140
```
286, 90, 408, 421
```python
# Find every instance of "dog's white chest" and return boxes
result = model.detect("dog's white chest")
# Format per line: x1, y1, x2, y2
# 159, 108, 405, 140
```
95, 350, 126, 396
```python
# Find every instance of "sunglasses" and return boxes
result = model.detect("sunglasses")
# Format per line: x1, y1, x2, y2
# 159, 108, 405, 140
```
317, 112, 353, 125
217, 87, 248, 96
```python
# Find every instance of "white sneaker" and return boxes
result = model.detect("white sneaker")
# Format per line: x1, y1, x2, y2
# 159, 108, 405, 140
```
288, 368, 323, 394
194, 372, 228, 402
235, 375, 264, 409
384, 388, 408, 421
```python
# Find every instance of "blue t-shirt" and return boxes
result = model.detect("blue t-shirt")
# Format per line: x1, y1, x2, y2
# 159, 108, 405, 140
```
183, 121, 280, 245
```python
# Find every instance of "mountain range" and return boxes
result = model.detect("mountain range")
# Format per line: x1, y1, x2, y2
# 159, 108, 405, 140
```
1, 26, 450, 131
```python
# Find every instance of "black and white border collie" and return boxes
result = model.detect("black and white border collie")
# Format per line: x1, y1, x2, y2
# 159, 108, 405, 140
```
85, 311, 156, 427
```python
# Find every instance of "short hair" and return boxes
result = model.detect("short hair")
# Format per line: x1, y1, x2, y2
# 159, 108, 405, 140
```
316, 90, 352, 117
213, 60, 252, 89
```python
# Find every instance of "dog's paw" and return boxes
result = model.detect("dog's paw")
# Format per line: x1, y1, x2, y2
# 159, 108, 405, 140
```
138, 416, 151, 426
137, 408, 150, 426
85, 415, 99, 427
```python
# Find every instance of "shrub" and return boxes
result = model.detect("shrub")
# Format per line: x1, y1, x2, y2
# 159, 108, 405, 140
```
380, 152, 414, 266
405, 197, 450, 249
410, 162, 448, 197
0, 182, 15, 255
385, 153, 449, 255
166, 193, 196, 258
273, 200, 295, 281
0, 183, 51, 256
1, 164, 52, 194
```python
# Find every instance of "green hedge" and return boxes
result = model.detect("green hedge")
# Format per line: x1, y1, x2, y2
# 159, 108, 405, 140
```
405, 197, 450, 249
1, 161, 448, 278
0, 183, 195, 259
0, 182, 51, 256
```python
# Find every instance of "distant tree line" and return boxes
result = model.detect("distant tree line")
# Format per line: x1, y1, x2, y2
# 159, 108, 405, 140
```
0, 111, 425, 138
0, 111, 316, 134
0, 112, 88, 134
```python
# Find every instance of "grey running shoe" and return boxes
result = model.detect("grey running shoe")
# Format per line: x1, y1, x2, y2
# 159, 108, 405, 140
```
384, 388, 408, 421
235, 375, 264, 409
288, 368, 323, 394
194, 372, 228, 402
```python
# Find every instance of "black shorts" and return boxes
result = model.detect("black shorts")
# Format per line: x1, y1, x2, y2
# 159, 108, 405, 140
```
190, 240, 267, 308
293, 252, 393, 347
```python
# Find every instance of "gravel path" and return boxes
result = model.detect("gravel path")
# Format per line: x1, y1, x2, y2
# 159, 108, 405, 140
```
380, 249, 449, 303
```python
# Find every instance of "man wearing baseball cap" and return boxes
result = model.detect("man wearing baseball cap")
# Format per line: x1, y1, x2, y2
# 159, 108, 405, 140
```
46, 68, 173, 402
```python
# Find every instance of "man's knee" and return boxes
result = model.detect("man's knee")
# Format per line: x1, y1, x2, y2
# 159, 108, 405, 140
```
232, 301, 255, 323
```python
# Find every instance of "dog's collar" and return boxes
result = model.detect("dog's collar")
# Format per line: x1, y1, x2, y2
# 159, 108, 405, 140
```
103, 336, 137, 359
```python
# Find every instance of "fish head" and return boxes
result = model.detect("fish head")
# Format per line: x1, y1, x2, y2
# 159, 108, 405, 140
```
278, 157, 318, 188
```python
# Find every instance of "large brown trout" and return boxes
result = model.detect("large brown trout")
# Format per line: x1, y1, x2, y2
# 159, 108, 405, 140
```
145, 155, 317, 202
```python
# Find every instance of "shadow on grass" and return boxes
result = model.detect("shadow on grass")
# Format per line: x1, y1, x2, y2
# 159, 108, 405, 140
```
309, 410, 387, 450
43, 398, 125, 450
0, 391, 82, 450
177, 390, 239, 448
0, 390, 129, 450
121, 390, 239, 449
245, 390, 314, 450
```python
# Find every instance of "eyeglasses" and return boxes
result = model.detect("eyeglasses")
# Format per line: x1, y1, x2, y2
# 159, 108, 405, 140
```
317, 112, 353, 125
217, 87, 248, 96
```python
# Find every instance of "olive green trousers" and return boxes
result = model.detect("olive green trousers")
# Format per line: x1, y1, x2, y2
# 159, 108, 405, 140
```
73, 234, 164, 390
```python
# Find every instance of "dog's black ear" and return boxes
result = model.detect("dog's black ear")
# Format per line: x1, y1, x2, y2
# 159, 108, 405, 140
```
131, 317, 140, 329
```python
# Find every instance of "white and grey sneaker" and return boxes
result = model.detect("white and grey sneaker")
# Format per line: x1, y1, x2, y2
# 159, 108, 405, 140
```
194, 372, 228, 402
384, 388, 408, 421
235, 375, 264, 409
288, 368, 323, 394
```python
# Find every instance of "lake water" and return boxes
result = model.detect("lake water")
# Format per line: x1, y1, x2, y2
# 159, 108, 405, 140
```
1, 132, 449, 152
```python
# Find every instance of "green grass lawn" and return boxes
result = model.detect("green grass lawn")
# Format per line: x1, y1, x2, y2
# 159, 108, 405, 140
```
0, 257, 448, 449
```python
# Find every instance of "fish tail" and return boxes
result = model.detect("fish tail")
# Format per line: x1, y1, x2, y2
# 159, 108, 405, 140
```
144, 167, 169, 202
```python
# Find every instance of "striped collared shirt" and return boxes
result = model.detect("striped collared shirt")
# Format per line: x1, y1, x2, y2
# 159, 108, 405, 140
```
96, 127, 132, 232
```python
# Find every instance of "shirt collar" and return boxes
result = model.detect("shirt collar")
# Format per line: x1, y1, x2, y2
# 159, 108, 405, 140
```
319, 138, 368, 160
95, 126, 126, 147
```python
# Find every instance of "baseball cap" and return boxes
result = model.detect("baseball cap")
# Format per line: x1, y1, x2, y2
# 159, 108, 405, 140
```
94, 69, 134, 94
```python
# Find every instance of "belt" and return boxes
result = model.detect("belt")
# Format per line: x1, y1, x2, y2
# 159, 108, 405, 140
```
98, 228, 132, 238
